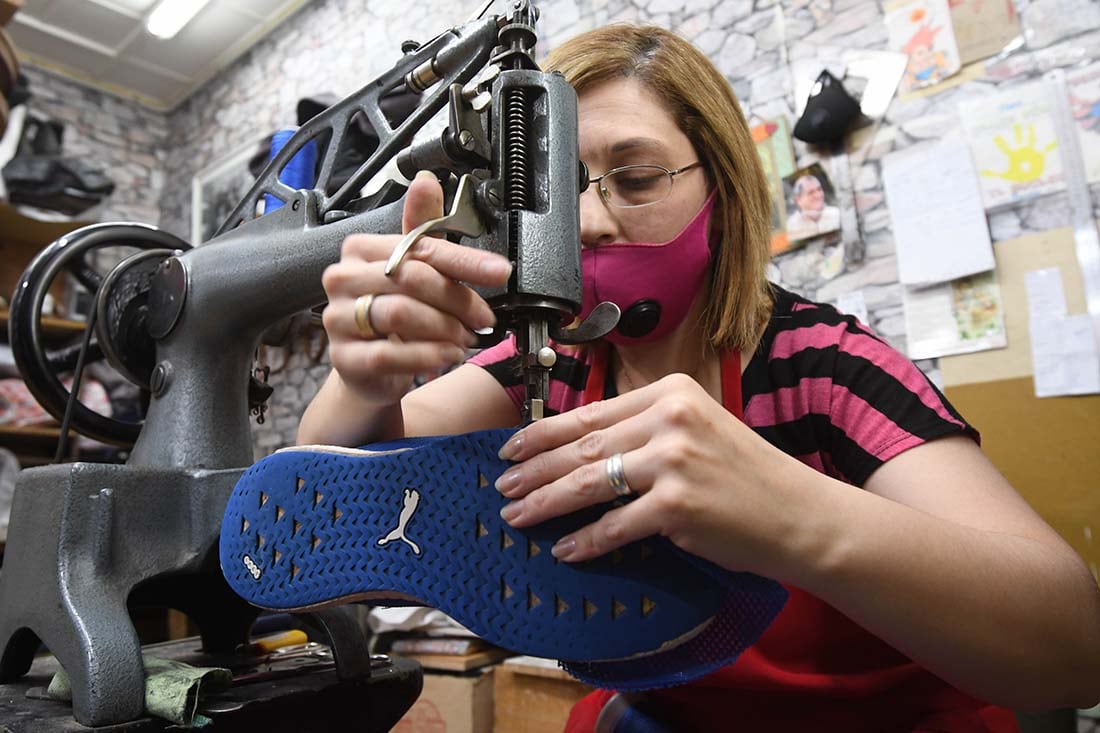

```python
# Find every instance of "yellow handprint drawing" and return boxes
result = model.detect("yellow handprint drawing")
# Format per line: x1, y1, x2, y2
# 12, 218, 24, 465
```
980, 123, 1058, 183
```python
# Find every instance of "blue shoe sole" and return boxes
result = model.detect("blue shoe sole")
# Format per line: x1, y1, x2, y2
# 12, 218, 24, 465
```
220, 429, 741, 662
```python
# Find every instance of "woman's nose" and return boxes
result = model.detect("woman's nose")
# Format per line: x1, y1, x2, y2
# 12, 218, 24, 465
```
579, 186, 619, 249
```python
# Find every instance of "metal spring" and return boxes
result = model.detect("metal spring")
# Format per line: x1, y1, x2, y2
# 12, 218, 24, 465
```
504, 88, 531, 210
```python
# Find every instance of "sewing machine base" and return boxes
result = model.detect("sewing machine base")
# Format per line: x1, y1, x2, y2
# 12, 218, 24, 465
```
0, 463, 376, 726
0, 635, 422, 732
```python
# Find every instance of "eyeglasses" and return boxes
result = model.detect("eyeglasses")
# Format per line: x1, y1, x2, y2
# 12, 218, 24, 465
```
587, 162, 703, 209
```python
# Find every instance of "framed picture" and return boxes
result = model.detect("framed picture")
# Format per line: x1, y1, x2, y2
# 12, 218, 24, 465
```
781, 162, 841, 250
190, 136, 267, 245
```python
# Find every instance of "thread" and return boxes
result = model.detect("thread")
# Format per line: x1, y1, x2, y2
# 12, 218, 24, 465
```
264, 128, 317, 213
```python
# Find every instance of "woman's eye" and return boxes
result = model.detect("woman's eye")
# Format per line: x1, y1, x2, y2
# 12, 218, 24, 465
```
617, 173, 663, 190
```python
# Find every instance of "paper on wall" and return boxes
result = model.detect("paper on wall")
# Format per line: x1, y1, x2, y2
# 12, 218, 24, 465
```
904, 271, 1008, 360
939, 228, 1090, 388
1066, 61, 1100, 185
959, 81, 1066, 209
1025, 266, 1100, 397
885, 0, 962, 94
752, 121, 791, 254
752, 118, 796, 179
947, 0, 1021, 66
1024, 267, 1068, 318
1029, 313, 1100, 397
882, 138, 995, 286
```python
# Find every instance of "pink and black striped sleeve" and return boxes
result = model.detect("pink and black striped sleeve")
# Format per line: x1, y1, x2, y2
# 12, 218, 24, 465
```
466, 334, 526, 411
745, 292, 978, 487
466, 335, 593, 416
819, 310, 978, 485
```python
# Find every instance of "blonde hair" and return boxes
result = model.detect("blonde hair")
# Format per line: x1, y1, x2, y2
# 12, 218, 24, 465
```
544, 25, 774, 352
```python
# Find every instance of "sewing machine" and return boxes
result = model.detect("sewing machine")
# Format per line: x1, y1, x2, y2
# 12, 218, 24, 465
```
0, 1, 617, 726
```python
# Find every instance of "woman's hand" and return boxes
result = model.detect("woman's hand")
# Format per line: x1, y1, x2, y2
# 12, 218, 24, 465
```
321, 171, 513, 406
495, 373, 823, 579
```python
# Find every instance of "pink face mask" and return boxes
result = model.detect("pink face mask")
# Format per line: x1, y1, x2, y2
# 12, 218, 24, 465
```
580, 193, 716, 345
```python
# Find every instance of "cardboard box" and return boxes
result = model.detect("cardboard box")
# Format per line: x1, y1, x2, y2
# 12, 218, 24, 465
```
492, 657, 592, 733
393, 669, 494, 733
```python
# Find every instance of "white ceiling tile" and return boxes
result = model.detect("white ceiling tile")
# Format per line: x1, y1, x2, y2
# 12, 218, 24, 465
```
11, 0, 312, 109
36, 1, 140, 50
127, 2, 252, 79
8, 21, 115, 76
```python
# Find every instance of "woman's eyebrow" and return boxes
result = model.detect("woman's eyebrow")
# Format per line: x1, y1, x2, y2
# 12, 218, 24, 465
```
608, 137, 667, 154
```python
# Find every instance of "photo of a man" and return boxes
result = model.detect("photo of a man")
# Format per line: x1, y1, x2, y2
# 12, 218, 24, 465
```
784, 164, 841, 244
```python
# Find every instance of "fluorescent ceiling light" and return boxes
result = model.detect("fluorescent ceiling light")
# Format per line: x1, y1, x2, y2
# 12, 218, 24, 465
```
146, 0, 212, 39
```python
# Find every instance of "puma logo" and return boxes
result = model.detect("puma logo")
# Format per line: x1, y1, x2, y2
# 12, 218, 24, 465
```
243, 554, 262, 580
377, 488, 422, 556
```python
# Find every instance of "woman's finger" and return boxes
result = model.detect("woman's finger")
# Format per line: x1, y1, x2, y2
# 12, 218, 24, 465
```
495, 408, 655, 499
326, 293, 478, 347
323, 258, 495, 331
500, 446, 650, 529
340, 233, 511, 290
498, 386, 660, 462
402, 171, 445, 234
329, 337, 467, 378
548, 493, 665, 563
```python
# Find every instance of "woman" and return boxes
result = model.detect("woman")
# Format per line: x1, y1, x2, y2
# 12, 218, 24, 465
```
299, 24, 1100, 732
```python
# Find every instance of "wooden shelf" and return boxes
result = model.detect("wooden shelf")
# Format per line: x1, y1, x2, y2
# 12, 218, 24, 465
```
0, 309, 87, 337
0, 424, 61, 438
0, 201, 96, 316
0, 423, 62, 465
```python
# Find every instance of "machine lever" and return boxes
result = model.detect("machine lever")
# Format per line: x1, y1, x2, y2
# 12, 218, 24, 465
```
383, 174, 485, 276
550, 301, 621, 345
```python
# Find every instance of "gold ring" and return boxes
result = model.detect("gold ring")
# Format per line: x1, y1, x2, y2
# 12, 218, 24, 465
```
353, 294, 380, 339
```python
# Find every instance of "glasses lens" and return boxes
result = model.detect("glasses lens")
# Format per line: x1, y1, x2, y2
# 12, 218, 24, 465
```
603, 166, 673, 208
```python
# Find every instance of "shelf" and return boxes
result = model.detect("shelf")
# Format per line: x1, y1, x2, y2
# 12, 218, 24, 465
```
0, 424, 61, 438
0, 424, 126, 466
0, 423, 62, 466
0, 309, 87, 337
0, 201, 96, 318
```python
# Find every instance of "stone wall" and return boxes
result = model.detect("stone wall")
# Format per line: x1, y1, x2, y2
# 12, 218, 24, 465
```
24, 0, 1100, 457
20, 65, 168, 225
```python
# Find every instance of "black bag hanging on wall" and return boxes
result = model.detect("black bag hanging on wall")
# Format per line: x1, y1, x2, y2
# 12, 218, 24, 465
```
2, 115, 115, 216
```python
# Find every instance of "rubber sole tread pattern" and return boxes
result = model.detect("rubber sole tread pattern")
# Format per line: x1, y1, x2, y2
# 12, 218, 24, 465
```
220, 429, 786, 679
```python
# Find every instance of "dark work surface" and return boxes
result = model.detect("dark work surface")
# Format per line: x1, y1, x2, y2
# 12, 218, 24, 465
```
0, 636, 422, 732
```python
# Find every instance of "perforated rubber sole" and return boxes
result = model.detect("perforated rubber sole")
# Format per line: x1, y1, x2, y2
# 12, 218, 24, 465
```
220, 429, 745, 662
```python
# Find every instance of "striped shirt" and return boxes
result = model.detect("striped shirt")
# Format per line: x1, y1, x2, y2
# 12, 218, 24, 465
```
472, 284, 1014, 731
469, 283, 977, 487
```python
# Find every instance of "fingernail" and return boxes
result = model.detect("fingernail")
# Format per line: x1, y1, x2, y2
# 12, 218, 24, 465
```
500, 500, 523, 523
498, 434, 523, 460
551, 537, 576, 561
476, 306, 497, 330
464, 330, 479, 348
480, 257, 513, 280
414, 170, 436, 183
495, 469, 522, 495
447, 346, 466, 363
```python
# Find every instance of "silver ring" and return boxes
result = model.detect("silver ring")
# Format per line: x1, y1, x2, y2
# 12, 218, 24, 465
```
606, 453, 633, 498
